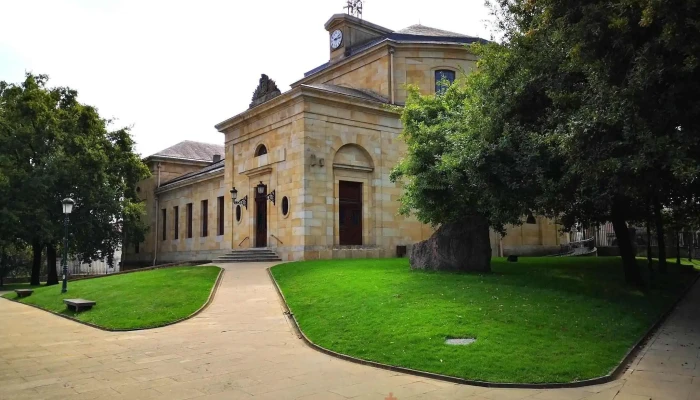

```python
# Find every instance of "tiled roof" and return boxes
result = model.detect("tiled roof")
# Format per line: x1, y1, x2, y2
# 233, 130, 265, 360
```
159, 159, 225, 188
396, 24, 474, 38
302, 83, 388, 103
149, 141, 225, 162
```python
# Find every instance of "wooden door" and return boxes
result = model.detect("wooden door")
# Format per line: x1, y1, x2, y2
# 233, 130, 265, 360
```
255, 186, 267, 247
339, 181, 362, 245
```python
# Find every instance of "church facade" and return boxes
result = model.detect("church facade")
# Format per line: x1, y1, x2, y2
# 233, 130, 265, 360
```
125, 13, 568, 264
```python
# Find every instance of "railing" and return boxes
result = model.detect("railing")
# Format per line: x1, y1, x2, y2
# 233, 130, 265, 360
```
270, 234, 283, 245
238, 236, 250, 247
558, 237, 595, 256
59, 252, 122, 277
569, 223, 700, 256
67, 258, 119, 277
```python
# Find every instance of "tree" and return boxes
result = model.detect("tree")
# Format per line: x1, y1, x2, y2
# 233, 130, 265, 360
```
0, 242, 31, 287
390, 61, 541, 271
478, 0, 700, 284
393, 0, 700, 283
0, 74, 150, 285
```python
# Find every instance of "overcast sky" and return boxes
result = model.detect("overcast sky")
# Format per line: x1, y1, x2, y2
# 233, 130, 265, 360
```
0, 0, 494, 157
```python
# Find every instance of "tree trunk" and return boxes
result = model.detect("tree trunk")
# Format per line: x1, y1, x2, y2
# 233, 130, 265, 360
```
46, 243, 58, 286
689, 232, 694, 262
0, 249, 6, 287
646, 218, 653, 278
31, 240, 43, 286
677, 232, 681, 265
410, 216, 492, 272
653, 197, 667, 273
611, 202, 642, 285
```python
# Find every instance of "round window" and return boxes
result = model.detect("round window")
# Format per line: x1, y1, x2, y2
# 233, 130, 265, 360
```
235, 205, 242, 222
281, 196, 290, 216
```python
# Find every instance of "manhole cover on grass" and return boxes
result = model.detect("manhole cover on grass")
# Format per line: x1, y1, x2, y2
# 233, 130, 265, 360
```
445, 338, 476, 345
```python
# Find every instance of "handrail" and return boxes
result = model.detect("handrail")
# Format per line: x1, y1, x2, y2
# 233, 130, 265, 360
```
238, 236, 250, 247
270, 234, 283, 245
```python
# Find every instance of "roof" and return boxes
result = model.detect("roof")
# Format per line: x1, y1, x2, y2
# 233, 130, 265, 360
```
303, 24, 487, 77
148, 141, 225, 162
159, 159, 225, 189
302, 83, 388, 103
396, 24, 474, 38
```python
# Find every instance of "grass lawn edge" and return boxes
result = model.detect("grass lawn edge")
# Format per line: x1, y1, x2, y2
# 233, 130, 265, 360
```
1, 266, 225, 332
266, 265, 700, 388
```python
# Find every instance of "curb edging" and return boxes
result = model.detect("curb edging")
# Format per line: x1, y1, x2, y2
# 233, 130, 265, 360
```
266, 266, 700, 389
1, 266, 225, 332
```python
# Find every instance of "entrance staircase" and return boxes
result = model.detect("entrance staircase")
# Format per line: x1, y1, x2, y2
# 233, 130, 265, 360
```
214, 248, 282, 263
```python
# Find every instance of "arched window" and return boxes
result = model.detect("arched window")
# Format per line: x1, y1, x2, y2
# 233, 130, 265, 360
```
254, 144, 268, 157
435, 70, 456, 94
235, 205, 242, 222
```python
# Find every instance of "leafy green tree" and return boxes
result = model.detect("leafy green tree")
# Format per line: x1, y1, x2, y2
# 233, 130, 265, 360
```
481, 0, 700, 283
393, 0, 700, 283
0, 74, 150, 285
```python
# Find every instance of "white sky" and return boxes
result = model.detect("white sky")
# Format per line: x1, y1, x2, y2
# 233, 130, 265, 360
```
0, 0, 494, 157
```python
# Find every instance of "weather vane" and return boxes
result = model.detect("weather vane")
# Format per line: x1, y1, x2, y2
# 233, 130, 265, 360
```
344, 0, 363, 19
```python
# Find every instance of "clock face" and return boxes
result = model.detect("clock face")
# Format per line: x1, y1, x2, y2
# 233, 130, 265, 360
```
330, 29, 343, 49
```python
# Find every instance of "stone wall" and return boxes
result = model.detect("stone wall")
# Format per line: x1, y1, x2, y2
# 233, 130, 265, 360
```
152, 173, 230, 263
126, 159, 211, 263
222, 95, 307, 261
393, 45, 478, 103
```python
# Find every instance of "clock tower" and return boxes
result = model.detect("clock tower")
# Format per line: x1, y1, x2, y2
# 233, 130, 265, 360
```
324, 13, 393, 63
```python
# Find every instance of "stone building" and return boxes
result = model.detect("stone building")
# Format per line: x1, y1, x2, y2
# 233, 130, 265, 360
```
125, 13, 568, 264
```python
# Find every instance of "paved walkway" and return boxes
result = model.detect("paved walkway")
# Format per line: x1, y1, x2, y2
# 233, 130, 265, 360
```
0, 263, 698, 400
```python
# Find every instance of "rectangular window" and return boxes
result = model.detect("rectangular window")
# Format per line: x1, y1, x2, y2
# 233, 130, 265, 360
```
217, 196, 224, 236
201, 200, 209, 237
186, 203, 193, 238
161, 209, 167, 241
174, 206, 179, 239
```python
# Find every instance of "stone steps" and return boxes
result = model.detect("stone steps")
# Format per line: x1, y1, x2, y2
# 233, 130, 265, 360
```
214, 248, 282, 263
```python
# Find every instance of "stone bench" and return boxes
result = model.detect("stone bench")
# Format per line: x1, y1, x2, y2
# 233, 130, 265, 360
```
14, 289, 34, 298
63, 299, 96, 313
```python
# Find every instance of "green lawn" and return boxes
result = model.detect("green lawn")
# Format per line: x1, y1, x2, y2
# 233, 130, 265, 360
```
271, 257, 697, 384
2, 266, 221, 330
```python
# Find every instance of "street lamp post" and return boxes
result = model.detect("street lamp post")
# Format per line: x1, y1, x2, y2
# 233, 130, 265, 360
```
61, 198, 75, 294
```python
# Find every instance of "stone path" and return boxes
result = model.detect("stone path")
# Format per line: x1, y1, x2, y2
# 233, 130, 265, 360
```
0, 262, 699, 400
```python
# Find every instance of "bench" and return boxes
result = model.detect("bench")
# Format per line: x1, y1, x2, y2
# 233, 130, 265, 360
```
63, 299, 96, 313
14, 289, 34, 298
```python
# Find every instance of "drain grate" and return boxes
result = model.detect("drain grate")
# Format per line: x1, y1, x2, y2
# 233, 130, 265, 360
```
445, 338, 476, 345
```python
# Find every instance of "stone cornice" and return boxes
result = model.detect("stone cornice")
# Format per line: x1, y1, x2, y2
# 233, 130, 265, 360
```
215, 89, 305, 133
215, 85, 399, 136
332, 163, 374, 173
299, 85, 400, 116
324, 13, 393, 34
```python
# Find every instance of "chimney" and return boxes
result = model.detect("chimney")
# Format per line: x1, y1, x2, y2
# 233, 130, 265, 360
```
212, 154, 222, 163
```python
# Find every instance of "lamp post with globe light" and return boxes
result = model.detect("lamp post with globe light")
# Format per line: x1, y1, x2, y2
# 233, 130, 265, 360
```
61, 198, 75, 293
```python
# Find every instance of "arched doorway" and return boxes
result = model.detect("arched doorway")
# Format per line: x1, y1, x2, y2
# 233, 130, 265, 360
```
333, 144, 375, 246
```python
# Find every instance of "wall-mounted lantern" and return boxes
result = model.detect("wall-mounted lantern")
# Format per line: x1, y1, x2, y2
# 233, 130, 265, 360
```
230, 187, 248, 209
256, 181, 276, 205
